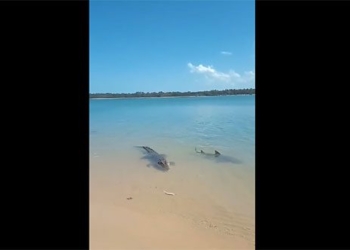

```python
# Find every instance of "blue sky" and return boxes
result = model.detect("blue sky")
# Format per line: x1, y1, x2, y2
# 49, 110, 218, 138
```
90, 1, 255, 93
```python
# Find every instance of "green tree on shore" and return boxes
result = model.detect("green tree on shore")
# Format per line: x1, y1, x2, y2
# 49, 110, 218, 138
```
90, 88, 255, 99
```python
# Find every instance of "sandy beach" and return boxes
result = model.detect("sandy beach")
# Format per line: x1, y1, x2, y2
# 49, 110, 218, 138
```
90, 204, 253, 250
90, 152, 255, 250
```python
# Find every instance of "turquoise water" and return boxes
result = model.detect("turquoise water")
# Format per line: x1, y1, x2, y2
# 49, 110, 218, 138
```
90, 95, 256, 244
90, 95, 255, 169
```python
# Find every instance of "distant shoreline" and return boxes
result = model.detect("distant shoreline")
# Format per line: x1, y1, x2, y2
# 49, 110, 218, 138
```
91, 94, 255, 100
90, 88, 255, 99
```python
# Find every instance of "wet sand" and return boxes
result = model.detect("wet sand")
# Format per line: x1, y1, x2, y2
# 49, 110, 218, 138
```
90, 150, 255, 249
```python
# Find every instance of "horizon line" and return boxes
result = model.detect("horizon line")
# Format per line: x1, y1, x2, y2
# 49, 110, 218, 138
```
89, 88, 255, 95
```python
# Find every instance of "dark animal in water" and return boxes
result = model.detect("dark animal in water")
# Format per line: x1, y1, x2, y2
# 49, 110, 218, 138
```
195, 147, 241, 164
136, 146, 174, 171
195, 148, 221, 157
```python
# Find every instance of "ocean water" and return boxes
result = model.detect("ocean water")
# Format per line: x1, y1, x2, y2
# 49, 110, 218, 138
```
90, 95, 255, 166
90, 95, 256, 246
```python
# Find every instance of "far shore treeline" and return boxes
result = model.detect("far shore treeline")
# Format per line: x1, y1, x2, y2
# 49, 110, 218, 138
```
90, 88, 255, 99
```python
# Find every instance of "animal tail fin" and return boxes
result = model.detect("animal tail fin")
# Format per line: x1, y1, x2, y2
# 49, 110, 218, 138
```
195, 147, 205, 154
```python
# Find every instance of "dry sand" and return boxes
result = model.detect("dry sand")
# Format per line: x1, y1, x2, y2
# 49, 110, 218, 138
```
90, 152, 255, 250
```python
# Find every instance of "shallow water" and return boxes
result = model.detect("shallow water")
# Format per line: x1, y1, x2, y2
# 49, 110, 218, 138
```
90, 95, 255, 248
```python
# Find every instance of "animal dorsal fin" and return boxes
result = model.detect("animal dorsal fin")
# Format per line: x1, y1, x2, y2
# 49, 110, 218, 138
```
215, 150, 221, 155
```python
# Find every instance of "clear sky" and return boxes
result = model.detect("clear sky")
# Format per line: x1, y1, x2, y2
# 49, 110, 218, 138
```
90, 1, 255, 94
